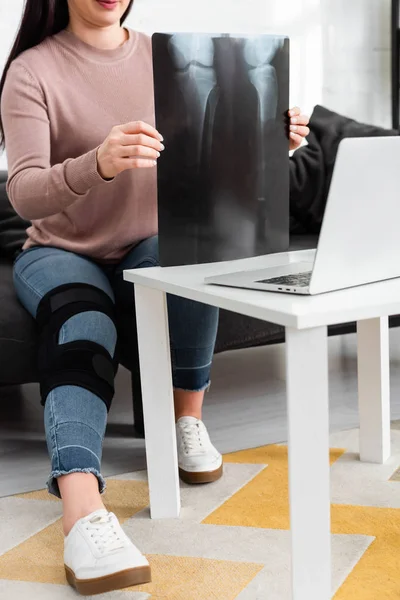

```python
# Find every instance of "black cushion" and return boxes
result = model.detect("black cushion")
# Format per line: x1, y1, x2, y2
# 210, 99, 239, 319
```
0, 173, 37, 384
289, 105, 399, 234
0, 258, 38, 383
0, 172, 29, 259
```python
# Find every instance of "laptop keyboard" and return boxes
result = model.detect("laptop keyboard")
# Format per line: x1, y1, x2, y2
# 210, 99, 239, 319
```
257, 271, 312, 287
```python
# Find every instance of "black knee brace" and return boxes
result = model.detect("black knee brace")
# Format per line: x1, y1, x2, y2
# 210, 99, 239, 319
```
36, 283, 118, 412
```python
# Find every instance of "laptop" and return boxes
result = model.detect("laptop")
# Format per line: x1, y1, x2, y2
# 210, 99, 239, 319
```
205, 136, 400, 295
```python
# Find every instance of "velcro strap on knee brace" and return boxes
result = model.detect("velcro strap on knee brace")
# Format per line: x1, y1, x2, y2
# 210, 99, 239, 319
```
36, 283, 118, 412
36, 284, 116, 332
39, 341, 115, 412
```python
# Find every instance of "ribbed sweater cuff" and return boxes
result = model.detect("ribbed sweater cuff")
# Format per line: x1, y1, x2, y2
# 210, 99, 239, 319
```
64, 147, 111, 196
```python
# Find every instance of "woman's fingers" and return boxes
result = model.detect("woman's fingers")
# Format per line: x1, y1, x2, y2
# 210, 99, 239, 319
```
288, 107, 310, 144
288, 106, 301, 118
290, 113, 310, 127
121, 145, 161, 160
121, 133, 164, 152
120, 120, 163, 141
289, 132, 304, 146
98, 121, 164, 178
121, 157, 157, 169
290, 125, 310, 137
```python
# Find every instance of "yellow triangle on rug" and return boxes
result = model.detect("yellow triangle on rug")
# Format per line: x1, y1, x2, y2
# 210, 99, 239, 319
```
0, 426, 400, 599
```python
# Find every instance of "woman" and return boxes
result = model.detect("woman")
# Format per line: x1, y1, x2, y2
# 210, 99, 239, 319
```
0, 0, 310, 595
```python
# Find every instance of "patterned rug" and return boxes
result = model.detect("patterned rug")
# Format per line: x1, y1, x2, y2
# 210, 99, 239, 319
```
1, 425, 400, 600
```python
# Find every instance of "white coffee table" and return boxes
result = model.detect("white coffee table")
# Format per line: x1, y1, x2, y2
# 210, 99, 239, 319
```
124, 249, 394, 600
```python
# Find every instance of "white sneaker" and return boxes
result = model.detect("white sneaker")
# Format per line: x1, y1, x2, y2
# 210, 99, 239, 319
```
176, 417, 223, 484
64, 509, 151, 596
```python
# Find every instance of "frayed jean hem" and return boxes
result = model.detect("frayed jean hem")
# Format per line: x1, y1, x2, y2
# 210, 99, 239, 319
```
47, 468, 106, 499
174, 381, 211, 393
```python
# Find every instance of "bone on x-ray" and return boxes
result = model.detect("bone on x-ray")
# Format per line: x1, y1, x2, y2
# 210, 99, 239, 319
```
152, 33, 290, 267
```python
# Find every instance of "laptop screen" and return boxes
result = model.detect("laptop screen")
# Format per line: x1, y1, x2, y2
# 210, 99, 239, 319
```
152, 33, 290, 266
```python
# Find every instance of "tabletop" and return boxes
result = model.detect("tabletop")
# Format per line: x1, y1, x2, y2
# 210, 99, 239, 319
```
124, 250, 400, 329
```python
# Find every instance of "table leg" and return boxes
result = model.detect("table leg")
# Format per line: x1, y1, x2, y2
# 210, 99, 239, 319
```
357, 317, 391, 464
134, 284, 181, 519
285, 326, 331, 600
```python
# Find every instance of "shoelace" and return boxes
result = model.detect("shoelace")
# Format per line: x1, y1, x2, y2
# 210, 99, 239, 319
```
180, 422, 207, 454
85, 513, 125, 554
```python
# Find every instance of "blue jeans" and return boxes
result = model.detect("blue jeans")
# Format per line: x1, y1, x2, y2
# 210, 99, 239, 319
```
13, 236, 219, 497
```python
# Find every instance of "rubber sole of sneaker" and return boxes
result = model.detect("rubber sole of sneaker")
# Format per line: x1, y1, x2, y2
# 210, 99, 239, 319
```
65, 564, 151, 596
179, 462, 223, 484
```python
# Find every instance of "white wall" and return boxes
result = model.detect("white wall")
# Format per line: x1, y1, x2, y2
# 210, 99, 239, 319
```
0, 0, 393, 169
321, 0, 392, 128
126, 0, 324, 114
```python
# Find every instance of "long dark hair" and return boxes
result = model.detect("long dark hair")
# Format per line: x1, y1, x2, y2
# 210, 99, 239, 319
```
0, 0, 134, 147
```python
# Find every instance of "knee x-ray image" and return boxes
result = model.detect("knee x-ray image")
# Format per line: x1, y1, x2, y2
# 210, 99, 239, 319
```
152, 33, 290, 266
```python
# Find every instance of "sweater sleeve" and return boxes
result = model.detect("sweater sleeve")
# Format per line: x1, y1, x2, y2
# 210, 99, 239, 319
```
1, 61, 108, 221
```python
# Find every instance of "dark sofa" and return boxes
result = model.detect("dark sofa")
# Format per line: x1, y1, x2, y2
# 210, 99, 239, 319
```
0, 169, 319, 435
2, 105, 399, 434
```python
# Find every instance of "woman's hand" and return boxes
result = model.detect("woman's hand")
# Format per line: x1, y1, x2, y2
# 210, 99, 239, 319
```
97, 121, 164, 180
288, 107, 310, 151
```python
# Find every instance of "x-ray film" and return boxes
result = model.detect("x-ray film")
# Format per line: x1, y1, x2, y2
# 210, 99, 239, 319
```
152, 33, 290, 266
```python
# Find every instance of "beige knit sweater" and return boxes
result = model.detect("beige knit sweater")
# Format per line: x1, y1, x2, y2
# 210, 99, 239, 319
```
1, 28, 158, 261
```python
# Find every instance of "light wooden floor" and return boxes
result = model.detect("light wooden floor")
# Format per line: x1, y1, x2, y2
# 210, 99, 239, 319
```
2, 328, 400, 498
